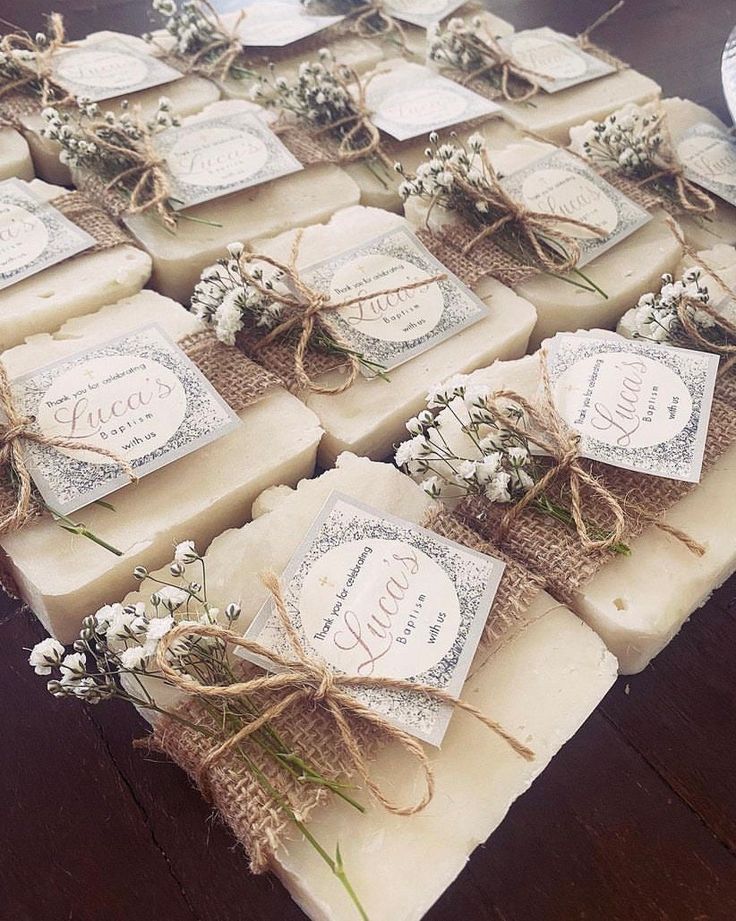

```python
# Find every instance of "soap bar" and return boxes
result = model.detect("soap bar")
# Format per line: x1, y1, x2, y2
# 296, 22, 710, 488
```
0, 290, 322, 644
500, 58, 660, 145
252, 205, 537, 465
19, 31, 220, 185
0, 179, 152, 349
123, 100, 361, 303
659, 97, 736, 249
445, 344, 736, 673
121, 452, 617, 921
0, 127, 33, 182
403, 137, 682, 349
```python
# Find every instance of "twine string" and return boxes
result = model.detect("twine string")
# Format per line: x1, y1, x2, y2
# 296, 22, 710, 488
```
0, 14, 75, 111
154, 570, 534, 812
0, 362, 137, 534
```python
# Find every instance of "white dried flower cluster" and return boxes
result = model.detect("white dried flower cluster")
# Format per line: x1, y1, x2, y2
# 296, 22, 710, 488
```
572, 104, 664, 177
395, 374, 535, 503
0, 29, 61, 100
28, 540, 243, 704
41, 96, 178, 169
191, 242, 283, 346
427, 17, 488, 73
250, 51, 355, 130
150, 0, 216, 55
629, 269, 714, 344
396, 131, 487, 209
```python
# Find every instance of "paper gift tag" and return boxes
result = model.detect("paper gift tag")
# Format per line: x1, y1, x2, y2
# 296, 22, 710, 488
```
238, 492, 505, 746
383, 0, 468, 29
155, 110, 303, 210
676, 122, 736, 208
233, 1, 343, 47
366, 62, 500, 142
10, 325, 239, 514
498, 27, 615, 94
0, 179, 94, 292
545, 333, 719, 483
500, 149, 651, 268
51, 37, 182, 103
296, 226, 489, 375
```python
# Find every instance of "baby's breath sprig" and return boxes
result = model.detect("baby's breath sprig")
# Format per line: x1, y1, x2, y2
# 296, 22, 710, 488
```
571, 104, 714, 217
396, 375, 630, 554
191, 241, 387, 379
427, 17, 538, 103
40, 96, 189, 229
146, 0, 256, 83
629, 269, 714, 345
398, 132, 608, 297
27, 542, 370, 921
301, 0, 409, 53
0, 14, 71, 110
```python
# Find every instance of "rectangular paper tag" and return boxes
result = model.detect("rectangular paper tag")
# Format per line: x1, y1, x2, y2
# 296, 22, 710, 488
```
498, 27, 615, 94
51, 37, 182, 103
231, 1, 343, 47
0, 180, 94, 292
366, 62, 500, 142
155, 110, 303, 210
297, 226, 489, 375
11, 325, 240, 514
545, 333, 719, 483
238, 492, 505, 746
500, 149, 651, 268
676, 122, 736, 208
383, 0, 468, 29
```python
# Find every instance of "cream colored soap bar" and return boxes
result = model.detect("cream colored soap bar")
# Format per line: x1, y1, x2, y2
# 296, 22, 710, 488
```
0, 179, 152, 349
0, 290, 322, 644
0, 127, 33, 181
123, 100, 361, 303
253, 205, 536, 466
448, 342, 736, 673
404, 137, 682, 348
501, 63, 660, 145
20, 31, 220, 185
121, 452, 617, 921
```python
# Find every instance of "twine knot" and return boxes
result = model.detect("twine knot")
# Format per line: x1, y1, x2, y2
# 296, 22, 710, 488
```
155, 569, 533, 816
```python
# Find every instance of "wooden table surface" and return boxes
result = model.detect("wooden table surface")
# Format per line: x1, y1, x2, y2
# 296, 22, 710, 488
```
2, 2, 736, 920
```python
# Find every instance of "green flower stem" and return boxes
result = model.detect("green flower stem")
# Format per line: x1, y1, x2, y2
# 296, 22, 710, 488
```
43, 502, 123, 557
533, 494, 631, 555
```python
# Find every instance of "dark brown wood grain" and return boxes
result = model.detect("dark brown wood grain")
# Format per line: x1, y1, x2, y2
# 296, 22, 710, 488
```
0, 2, 735, 920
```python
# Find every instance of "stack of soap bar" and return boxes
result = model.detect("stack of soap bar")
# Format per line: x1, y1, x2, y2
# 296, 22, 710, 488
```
252, 205, 537, 465
121, 452, 617, 921
20, 31, 220, 185
443, 343, 736, 673
0, 290, 322, 644
403, 137, 682, 349
0, 179, 152, 349
123, 100, 361, 303
500, 52, 660, 145
0, 127, 33, 181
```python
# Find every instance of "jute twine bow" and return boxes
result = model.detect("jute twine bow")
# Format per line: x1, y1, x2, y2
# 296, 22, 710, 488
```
351, 0, 408, 51
447, 150, 608, 270
240, 229, 446, 394
154, 570, 534, 814
482, 350, 705, 556
306, 67, 392, 167
456, 28, 545, 102
666, 217, 736, 376
0, 14, 75, 117
82, 107, 175, 229
0, 362, 137, 534
178, 1, 247, 82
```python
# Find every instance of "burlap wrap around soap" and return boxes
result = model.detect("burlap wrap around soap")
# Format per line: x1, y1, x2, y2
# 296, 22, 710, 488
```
453, 371, 736, 606
0, 330, 279, 538
148, 506, 543, 874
